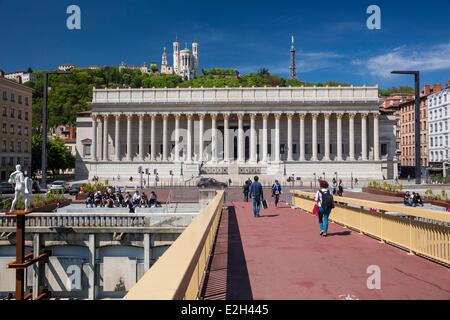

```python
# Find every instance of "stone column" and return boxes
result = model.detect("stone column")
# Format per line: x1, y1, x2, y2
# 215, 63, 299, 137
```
88, 233, 96, 300
114, 115, 121, 161
139, 114, 145, 161
250, 113, 257, 163
311, 113, 319, 161
92, 116, 98, 161
143, 233, 154, 272
349, 113, 355, 161
162, 114, 168, 162
32, 233, 41, 299
223, 113, 230, 163
174, 113, 181, 162
299, 113, 305, 161
211, 113, 218, 162
237, 113, 245, 163
198, 113, 205, 162
103, 115, 109, 161
274, 113, 281, 163
323, 113, 331, 161
186, 114, 193, 163
262, 113, 269, 162
361, 113, 368, 161
98, 117, 103, 161
336, 113, 343, 161
126, 114, 132, 161
373, 113, 380, 160
150, 114, 156, 161
287, 113, 294, 162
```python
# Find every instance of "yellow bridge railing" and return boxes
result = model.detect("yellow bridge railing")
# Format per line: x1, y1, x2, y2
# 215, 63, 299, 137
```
124, 190, 224, 300
291, 190, 450, 266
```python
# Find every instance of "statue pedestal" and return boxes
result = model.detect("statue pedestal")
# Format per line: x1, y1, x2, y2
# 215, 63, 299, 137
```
5, 210, 32, 216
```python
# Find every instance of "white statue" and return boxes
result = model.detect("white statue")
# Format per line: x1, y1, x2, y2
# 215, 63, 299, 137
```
8, 164, 33, 212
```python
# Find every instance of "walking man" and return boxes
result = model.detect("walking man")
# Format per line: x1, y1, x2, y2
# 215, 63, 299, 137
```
243, 179, 251, 202
271, 179, 282, 207
314, 180, 334, 237
249, 176, 264, 217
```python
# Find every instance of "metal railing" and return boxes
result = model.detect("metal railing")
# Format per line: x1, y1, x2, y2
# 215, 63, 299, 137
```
124, 190, 224, 300
291, 190, 450, 266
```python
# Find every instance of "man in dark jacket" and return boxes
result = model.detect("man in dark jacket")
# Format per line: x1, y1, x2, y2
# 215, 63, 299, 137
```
249, 176, 264, 217
243, 179, 251, 202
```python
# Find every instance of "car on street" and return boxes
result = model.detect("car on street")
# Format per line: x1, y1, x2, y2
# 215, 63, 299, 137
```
49, 180, 70, 193
68, 183, 83, 195
197, 177, 227, 189
0, 182, 14, 194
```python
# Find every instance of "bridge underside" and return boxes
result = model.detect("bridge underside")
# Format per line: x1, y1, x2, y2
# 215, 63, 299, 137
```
202, 201, 450, 300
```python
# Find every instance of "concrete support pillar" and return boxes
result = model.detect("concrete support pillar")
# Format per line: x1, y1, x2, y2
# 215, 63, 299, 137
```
311, 113, 319, 161
114, 115, 121, 161
299, 113, 305, 161
323, 113, 331, 161
92, 116, 98, 161
103, 115, 109, 161
361, 113, 368, 161
88, 233, 96, 300
250, 113, 257, 163
287, 113, 293, 162
373, 113, 380, 160
198, 113, 205, 162
126, 114, 132, 161
162, 114, 168, 162
349, 113, 355, 161
98, 117, 103, 161
150, 114, 156, 161
262, 113, 269, 162
274, 113, 281, 163
186, 114, 193, 163
223, 113, 230, 163
336, 113, 343, 161
174, 113, 180, 162
32, 233, 41, 299
143, 233, 154, 272
139, 114, 145, 161
238, 113, 245, 163
211, 113, 218, 162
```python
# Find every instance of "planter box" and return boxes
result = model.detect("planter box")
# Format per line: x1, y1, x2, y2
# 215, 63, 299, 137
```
425, 198, 450, 208
362, 187, 404, 198
75, 193, 89, 200
32, 199, 72, 212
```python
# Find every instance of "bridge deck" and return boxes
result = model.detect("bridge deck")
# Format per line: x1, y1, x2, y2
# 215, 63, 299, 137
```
202, 201, 450, 300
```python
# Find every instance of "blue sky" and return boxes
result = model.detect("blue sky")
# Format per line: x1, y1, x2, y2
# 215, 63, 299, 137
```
1, 0, 450, 88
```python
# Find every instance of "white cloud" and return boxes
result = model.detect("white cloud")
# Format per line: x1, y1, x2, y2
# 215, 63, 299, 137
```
364, 43, 450, 77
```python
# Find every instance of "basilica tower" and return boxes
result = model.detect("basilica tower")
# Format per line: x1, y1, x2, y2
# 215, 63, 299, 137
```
173, 39, 180, 74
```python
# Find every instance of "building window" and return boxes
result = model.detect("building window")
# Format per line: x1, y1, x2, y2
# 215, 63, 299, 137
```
2, 107, 6, 116
24, 142, 28, 152
10, 124, 14, 134
381, 143, 387, 156
2, 123, 6, 134
10, 141, 14, 152
17, 126, 21, 135
25, 97, 29, 106
24, 127, 28, 136
25, 112, 29, 120
24, 157, 29, 167
18, 110, 22, 119
17, 141, 22, 152
1, 140, 6, 152
18, 96, 22, 104
84, 144, 91, 156
1, 157, 5, 166
10, 93, 15, 102
2, 91, 7, 100
9, 157, 14, 166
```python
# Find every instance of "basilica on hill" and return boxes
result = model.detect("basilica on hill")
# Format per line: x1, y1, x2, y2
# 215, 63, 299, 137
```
160, 38, 199, 80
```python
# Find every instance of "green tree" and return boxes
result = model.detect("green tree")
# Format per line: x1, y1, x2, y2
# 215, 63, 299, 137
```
32, 135, 75, 177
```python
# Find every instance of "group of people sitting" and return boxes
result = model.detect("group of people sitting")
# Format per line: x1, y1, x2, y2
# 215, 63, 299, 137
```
404, 191, 424, 207
85, 187, 161, 211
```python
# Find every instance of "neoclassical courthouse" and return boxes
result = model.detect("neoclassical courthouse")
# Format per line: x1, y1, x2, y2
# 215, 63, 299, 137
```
75, 86, 397, 183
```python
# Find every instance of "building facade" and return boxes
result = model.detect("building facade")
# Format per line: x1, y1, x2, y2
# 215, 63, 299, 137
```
0, 76, 33, 180
4, 71, 36, 83
161, 40, 198, 80
399, 84, 442, 178
75, 86, 396, 183
428, 81, 450, 167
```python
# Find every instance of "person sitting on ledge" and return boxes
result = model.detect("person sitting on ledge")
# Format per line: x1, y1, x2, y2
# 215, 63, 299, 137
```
404, 191, 413, 206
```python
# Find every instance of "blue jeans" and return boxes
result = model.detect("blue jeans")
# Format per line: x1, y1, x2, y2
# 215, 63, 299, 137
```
252, 197, 261, 216
318, 207, 331, 233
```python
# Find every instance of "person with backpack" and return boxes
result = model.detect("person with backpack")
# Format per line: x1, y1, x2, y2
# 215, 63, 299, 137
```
314, 180, 334, 237
271, 180, 282, 207
243, 178, 251, 202
249, 176, 264, 217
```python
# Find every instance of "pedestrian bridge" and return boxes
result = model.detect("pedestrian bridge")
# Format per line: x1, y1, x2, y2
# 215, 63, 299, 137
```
125, 190, 450, 300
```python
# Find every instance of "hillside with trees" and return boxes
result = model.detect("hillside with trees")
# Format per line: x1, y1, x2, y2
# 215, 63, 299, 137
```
23, 66, 407, 129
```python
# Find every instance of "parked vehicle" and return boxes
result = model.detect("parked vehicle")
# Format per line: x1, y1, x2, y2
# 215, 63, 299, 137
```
0, 182, 14, 194
197, 178, 227, 189
49, 180, 69, 193
68, 183, 83, 195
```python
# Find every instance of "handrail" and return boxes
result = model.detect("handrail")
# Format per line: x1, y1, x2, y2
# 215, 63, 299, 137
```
124, 190, 224, 300
291, 190, 450, 266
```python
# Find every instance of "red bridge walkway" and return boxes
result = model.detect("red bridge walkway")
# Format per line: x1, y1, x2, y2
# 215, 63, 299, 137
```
201, 201, 450, 300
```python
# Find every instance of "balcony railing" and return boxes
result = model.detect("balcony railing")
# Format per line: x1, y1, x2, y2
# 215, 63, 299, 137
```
124, 190, 224, 300
291, 190, 450, 266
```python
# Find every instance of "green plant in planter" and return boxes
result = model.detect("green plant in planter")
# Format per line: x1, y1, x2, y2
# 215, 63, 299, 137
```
441, 190, 448, 201
2, 198, 12, 210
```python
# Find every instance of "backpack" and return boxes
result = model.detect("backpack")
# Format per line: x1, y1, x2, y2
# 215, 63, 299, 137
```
319, 190, 334, 210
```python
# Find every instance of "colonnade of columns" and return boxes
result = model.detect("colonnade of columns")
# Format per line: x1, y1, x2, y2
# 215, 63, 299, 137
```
91, 111, 380, 163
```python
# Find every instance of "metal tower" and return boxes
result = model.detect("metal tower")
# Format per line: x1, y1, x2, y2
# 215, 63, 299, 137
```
289, 35, 297, 80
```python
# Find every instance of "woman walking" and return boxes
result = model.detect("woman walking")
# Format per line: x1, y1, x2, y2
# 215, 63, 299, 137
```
314, 180, 334, 237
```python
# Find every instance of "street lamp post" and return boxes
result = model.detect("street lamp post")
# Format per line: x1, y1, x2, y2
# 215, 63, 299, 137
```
313, 173, 317, 188
391, 70, 421, 185
41, 71, 72, 189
